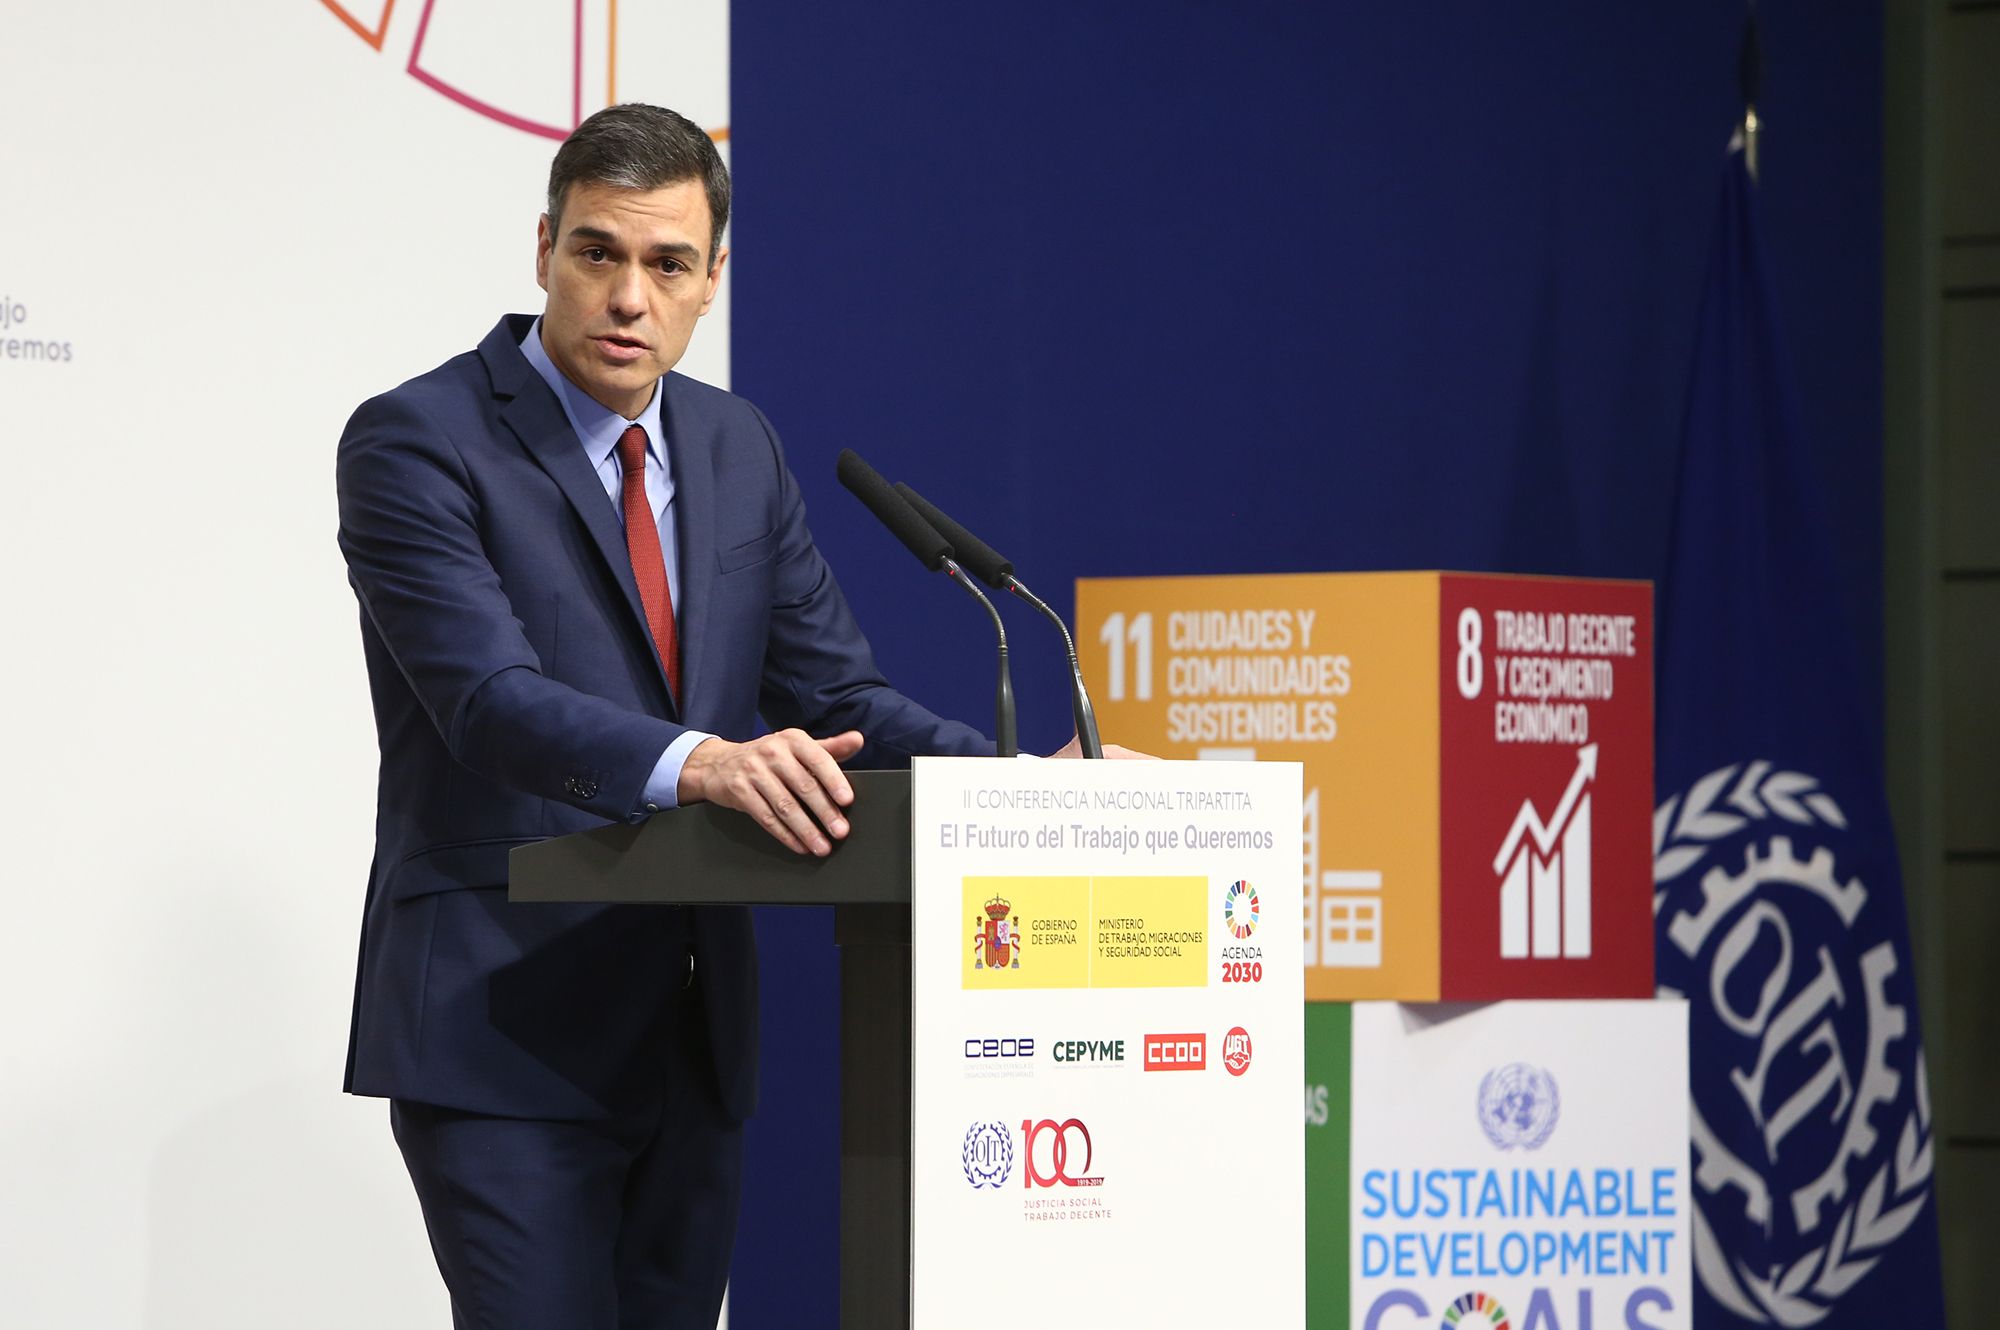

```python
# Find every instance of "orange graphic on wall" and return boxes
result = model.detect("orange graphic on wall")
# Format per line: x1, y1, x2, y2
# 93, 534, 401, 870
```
317, 0, 729, 143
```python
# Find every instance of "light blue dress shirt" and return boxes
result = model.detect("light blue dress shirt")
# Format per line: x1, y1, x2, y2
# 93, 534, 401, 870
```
522, 318, 714, 812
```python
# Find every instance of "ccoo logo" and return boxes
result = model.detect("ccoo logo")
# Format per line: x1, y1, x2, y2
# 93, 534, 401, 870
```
1144, 1033, 1207, 1071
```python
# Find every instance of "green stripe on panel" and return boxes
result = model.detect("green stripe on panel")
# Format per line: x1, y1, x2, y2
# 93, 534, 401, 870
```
1305, 1002, 1351, 1329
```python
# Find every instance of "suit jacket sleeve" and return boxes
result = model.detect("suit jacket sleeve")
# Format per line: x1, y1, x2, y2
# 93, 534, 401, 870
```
336, 390, 685, 821
746, 406, 992, 759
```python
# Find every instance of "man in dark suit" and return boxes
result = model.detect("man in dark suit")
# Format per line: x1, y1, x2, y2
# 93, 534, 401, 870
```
336, 103, 989, 1328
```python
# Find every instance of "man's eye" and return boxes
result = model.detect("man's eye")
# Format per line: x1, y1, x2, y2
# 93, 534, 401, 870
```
658, 259, 685, 275
583, 247, 608, 262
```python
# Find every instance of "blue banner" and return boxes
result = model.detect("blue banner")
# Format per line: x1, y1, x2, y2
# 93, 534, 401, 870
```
1652, 144, 1943, 1329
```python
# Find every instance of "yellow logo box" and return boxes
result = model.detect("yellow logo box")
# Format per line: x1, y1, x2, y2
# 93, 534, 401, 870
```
961, 875, 1208, 989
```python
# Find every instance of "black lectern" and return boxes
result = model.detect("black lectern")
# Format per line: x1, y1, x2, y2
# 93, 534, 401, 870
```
508, 770, 917, 1329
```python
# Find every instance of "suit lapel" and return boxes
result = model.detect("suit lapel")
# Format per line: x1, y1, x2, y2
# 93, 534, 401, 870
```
661, 374, 719, 723
481, 318, 678, 717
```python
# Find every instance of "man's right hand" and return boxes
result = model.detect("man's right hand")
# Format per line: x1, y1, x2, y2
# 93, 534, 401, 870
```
676, 730, 865, 856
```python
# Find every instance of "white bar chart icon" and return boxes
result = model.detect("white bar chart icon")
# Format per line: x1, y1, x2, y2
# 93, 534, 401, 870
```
1493, 745, 1597, 959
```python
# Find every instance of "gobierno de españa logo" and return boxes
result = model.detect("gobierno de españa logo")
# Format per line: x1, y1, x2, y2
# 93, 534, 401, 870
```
316, 0, 729, 143
1653, 760, 1933, 1326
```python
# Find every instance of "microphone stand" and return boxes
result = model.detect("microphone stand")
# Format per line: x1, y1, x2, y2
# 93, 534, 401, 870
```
836, 450, 1018, 758
1000, 578, 1100, 759
945, 559, 1018, 758
890, 480, 1102, 759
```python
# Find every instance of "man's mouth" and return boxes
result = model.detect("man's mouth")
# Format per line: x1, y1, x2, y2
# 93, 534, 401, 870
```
593, 333, 650, 363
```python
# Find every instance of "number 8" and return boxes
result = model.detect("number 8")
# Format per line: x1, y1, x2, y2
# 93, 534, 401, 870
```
1456, 608, 1482, 699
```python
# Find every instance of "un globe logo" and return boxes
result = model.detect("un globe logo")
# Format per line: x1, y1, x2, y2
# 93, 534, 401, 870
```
1477, 1063, 1561, 1152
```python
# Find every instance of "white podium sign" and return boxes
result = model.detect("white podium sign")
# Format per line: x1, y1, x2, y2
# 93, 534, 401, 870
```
908, 756, 1305, 1329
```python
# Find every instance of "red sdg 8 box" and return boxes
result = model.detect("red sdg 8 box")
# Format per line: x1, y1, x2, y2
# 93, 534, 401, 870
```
1437, 574, 1653, 998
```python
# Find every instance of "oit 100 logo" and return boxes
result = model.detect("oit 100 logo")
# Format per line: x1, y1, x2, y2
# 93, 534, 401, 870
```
962, 1117, 1106, 1190
1022, 1117, 1102, 1188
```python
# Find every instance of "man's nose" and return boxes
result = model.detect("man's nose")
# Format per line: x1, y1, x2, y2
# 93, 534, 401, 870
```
607, 263, 646, 317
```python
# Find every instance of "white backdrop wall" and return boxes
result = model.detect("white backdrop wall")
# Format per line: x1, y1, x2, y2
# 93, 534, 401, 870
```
0, 3, 728, 1323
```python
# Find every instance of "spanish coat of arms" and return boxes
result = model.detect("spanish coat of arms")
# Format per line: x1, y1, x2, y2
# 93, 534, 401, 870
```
972, 895, 1021, 969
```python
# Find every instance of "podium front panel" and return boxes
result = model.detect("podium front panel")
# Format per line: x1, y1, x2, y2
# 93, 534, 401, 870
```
906, 756, 1306, 1330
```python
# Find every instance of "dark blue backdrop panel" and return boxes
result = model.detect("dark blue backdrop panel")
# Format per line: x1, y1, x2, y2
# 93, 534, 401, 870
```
727, 4, 1881, 1325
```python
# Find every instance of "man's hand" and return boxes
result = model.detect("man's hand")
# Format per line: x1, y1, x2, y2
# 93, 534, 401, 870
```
677, 730, 865, 856
1048, 734, 1158, 760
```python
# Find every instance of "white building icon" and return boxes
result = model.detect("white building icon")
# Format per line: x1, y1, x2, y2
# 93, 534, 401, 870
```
1303, 787, 1383, 968
1492, 744, 1598, 959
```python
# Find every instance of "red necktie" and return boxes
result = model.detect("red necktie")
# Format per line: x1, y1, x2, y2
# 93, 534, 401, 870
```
617, 424, 681, 699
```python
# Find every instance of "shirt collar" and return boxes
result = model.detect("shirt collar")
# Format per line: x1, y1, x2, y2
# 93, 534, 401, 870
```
521, 316, 669, 474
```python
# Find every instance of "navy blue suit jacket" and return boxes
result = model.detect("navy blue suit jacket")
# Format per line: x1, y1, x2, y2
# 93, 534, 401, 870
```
337, 314, 988, 1123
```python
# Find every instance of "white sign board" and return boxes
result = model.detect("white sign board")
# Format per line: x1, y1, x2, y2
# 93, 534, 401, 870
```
1349, 1000, 1692, 1330
909, 756, 1305, 1329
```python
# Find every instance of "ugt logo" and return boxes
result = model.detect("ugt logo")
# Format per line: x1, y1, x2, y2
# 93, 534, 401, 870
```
1021, 1117, 1102, 1188
1655, 760, 1933, 1326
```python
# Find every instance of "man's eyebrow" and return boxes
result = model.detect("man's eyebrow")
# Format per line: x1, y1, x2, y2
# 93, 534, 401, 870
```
564, 227, 701, 260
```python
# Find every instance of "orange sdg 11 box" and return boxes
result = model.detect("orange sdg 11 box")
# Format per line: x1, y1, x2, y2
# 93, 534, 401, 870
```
1075, 572, 1653, 1002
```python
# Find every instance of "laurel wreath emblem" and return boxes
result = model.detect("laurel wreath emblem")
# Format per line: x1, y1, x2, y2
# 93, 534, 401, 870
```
1654, 760, 1934, 1326
961, 1120, 1014, 1190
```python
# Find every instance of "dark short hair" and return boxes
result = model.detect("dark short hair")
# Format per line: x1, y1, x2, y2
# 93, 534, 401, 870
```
545, 104, 731, 268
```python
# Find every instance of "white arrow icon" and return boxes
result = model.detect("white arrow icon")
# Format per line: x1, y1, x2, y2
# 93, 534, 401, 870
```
1494, 744, 1598, 959
1493, 743, 1598, 874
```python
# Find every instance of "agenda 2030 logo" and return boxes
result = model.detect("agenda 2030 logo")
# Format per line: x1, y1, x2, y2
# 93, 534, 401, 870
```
1219, 878, 1263, 984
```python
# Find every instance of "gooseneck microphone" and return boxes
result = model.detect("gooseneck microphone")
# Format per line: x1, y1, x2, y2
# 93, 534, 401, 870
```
894, 482, 1104, 760
836, 450, 1017, 758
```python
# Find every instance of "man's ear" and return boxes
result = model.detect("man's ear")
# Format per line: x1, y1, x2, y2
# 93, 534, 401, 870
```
699, 248, 729, 315
535, 214, 554, 292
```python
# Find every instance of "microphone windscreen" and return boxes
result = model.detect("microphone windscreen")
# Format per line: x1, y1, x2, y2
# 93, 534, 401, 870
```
895, 483, 1014, 589
837, 449, 953, 571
